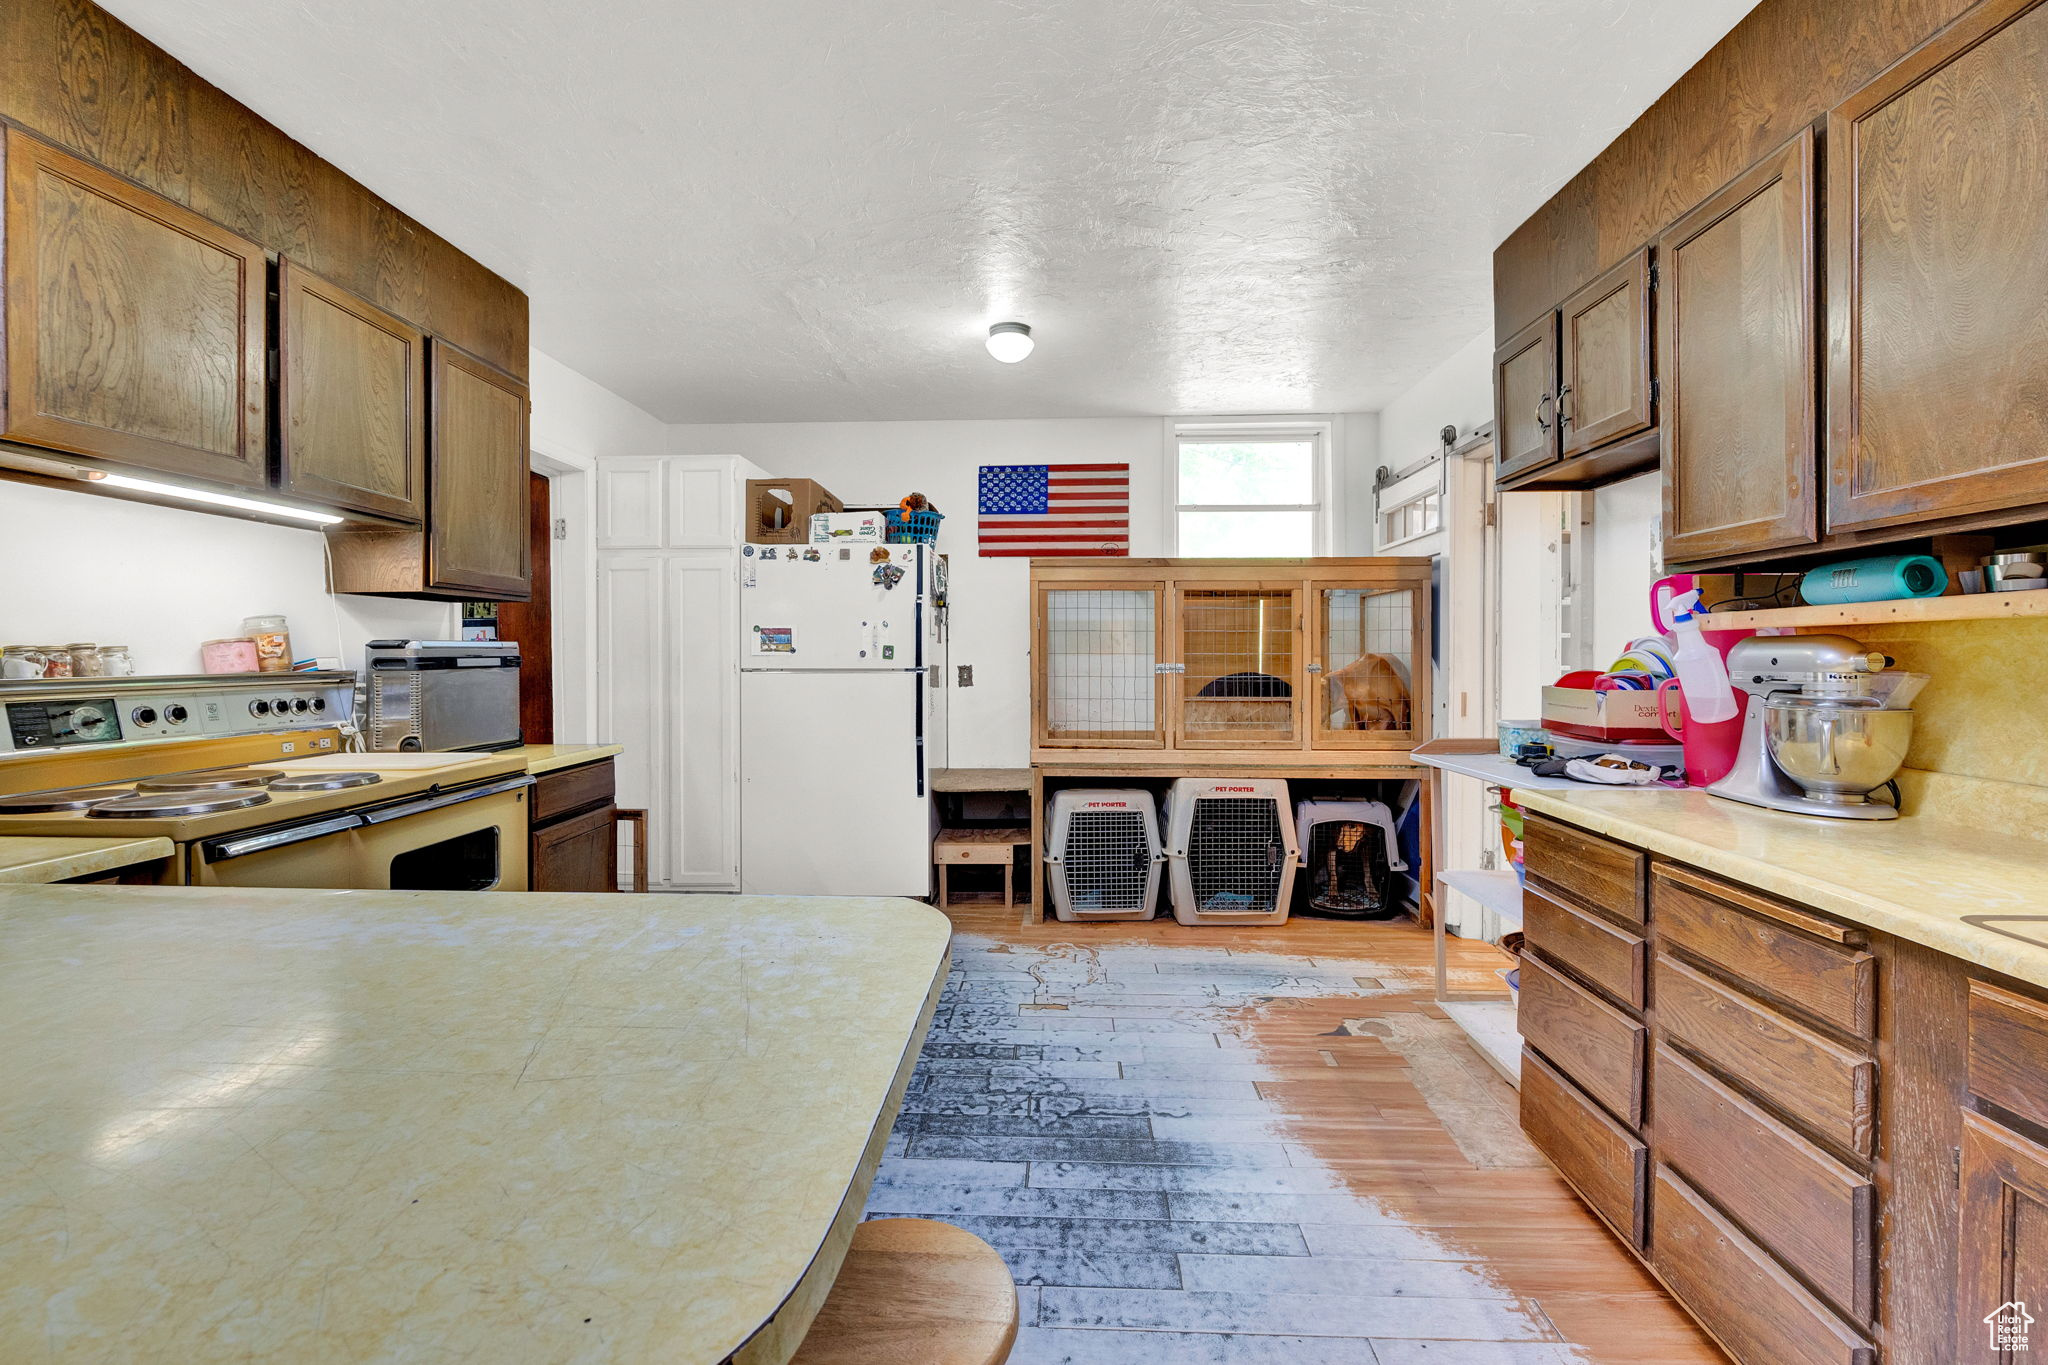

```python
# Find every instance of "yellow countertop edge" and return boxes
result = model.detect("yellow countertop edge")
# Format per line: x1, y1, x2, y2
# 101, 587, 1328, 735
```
503, 744, 625, 776
1514, 789, 2048, 991
0, 836, 176, 885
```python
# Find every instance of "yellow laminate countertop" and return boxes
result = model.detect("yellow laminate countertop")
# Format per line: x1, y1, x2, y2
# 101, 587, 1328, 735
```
501, 743, 625, 776
0, 886, 950, 1363
0, 835, 174, 884
1516, 787, 2048, 991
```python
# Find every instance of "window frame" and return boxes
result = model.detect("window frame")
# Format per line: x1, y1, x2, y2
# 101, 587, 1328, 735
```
1167, 420, 1333, 557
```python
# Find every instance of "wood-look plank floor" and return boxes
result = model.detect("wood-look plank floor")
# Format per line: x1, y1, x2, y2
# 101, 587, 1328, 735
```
863, 907, 1727, 1364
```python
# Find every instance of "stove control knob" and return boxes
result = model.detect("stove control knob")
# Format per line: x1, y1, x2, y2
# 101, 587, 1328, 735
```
248, 699, 270, 717
290, 698, 311, 714
164, 705, 189, 725
131, 706, 158, 726
310, 698, 328, 713
273, 698, 293, 716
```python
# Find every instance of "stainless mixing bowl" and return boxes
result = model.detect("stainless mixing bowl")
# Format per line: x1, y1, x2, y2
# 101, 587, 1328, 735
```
1764, 697, 1913, 804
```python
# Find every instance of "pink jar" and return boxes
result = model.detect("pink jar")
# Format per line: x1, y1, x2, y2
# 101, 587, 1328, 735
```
201, 637, 261, 673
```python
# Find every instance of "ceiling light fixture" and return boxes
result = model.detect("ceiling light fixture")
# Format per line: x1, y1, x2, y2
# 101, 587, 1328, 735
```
99, 474, 345, 525
985, 322, 1034, 363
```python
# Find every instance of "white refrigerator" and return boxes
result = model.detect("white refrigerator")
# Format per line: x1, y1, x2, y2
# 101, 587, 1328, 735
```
737, 542, 948, 896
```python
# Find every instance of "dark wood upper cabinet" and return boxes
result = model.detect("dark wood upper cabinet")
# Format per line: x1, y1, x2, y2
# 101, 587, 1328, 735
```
427, 340, 530, 598
1659, 128, 1820, 566
1826, 0, 2048, 536
1494, 313, 1560, 482
1560, 248, 1655, 457
276, 259, 426, 522
1, 127, 266, 488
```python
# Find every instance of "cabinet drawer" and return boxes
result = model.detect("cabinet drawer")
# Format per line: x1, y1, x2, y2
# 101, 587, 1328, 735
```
1653, 1045, 1873, 1322
1652, 865, 1874, 1038
1520, 1047, 1646, 1247
935, 830, 1028, 865
1523, 814, 1644, 925
1656, 953, 1876, 1158
1519, 952, 1645, 1126
1525, 886, 1644, 1008
1968, 979, 2048, 1132
533, 759, 616, 825
1652, 1165, 1875, 1365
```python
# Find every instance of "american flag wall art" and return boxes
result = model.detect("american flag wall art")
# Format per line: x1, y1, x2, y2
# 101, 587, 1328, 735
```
977, 464, 1130, 557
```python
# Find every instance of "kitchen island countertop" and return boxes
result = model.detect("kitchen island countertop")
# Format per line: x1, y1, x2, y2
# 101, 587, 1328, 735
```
1518, 786, 2048, 991
501, 742, 625, 775
0, 886, 949, 1363
0, 834, 175, 884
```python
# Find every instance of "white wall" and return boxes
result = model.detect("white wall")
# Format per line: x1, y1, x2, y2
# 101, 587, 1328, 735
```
0, 478, 449, 676
1375, 331, 1494, 480
666, 418, 1169, 768
529, 347, 672, 741
1590, 472, 1665, 660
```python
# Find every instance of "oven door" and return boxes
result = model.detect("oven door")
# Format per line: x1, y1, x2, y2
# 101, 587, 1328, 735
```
189, 776, 533, 891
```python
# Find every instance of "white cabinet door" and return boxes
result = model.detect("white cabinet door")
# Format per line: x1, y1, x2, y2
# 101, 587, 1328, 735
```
597, 458, 666, 550
597, 555, 667, 883
665, 553, 739, 888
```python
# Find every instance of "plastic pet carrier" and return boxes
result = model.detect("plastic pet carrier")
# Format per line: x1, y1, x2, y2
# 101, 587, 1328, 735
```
1293, 799, 1407, 920
1045, 788, 1163, 922
1164, 778, 1299, 926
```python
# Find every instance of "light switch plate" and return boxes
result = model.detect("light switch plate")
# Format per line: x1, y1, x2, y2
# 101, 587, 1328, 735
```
957, 664, 974, 687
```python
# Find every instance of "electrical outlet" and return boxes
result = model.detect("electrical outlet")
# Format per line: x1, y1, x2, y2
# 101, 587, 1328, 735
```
553, 517, 568, 541
957, 664, 974, 687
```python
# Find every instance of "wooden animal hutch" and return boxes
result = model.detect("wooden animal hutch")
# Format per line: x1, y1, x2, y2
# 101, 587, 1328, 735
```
1028, 557, 1436, 923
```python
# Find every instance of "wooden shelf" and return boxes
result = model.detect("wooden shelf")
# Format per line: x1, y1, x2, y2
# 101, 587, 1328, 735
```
1698, 591, 2048, 631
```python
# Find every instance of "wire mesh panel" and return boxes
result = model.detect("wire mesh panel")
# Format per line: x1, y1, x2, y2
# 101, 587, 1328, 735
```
1180, 588, 1298, 743
1317, 586, 1416, 741
1043, 589, 1158, 742
1164, 779, 1297, 925
1047, 788, 1161, 922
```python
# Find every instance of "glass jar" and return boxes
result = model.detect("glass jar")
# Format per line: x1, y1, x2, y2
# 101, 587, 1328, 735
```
242, 615, 292, 673
67, 643, 103, 677
1, 646, 48, 680
39, 646, 73, 679
98, 645, 134, 677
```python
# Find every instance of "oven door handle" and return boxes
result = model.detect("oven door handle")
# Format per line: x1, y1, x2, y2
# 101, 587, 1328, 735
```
358, 774, 535, 825
203, 813, 364, 863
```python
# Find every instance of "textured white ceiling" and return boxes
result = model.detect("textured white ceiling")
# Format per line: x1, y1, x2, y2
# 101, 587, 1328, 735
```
103, 0, 1758, 422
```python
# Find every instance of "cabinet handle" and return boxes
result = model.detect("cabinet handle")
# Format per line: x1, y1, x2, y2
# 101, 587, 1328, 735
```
1557, 384, 1574, 429
1535, 391, 1554, 433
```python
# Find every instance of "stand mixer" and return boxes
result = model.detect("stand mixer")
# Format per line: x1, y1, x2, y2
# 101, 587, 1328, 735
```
1706, 634, 1921, 821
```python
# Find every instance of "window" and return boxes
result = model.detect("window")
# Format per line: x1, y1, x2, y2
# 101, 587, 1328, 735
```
1172, 427, 1327, 556
1378, 489, 1441, 549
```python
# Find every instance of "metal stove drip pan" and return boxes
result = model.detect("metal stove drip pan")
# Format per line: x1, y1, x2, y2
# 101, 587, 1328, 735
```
265, 771, 382, 792
88, 789, 274, 818
0, 788, 135, 813
136, 769, 286, 793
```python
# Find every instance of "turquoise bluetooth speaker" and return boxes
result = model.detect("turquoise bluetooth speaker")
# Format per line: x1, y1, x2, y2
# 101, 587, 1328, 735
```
1799, 554, 1947, 605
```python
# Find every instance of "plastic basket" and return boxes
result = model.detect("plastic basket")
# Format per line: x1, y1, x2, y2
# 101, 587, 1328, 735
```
886, 507, 944, 544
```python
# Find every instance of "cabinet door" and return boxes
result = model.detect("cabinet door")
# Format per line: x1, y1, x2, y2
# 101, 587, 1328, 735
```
1035, 582, 1167, 749
1660, 129, 1820, 563
428, 340, 530, 598
1173, 584, 1303, 749
1, 128, 266, 487
1309, 580, 1426, 749
1958, 1113, 2048, 1363
530, 803, 618, 892
277, 259, 426, 522
1559, 248, 1655, 456
1826, 0, 2048, 533
1494, 313, 1559, 481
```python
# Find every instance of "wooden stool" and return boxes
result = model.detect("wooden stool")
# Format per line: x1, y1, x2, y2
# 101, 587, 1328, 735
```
613, 808, 649, 892
933, 827, 1031, 909
789, 1218, 1017, 1364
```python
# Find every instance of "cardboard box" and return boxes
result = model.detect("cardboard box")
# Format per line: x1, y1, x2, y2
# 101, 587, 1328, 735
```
809, 511, 887, 543
747, 479, 842, 543
1541, 685, 1670, 743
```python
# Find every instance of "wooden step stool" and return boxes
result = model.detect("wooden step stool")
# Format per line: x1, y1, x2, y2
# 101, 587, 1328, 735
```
788, 1217, 1017, 1364
933, 827, 1031, 909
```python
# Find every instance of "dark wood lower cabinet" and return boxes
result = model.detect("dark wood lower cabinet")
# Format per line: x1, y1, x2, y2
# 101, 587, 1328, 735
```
1520, 814, 2048, 1365
527, 759, 618, 893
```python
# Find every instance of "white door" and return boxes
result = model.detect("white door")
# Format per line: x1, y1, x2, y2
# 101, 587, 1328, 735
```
739, 670, 932, 897
740, 546, 924, 669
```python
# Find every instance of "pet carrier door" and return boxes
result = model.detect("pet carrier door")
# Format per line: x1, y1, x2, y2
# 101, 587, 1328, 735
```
1310, 580, 1426, 750
1173, 586, 1303, 748
1045, 788, 1162, 922
1035, 584, 1167, 749
1294, 800, 1408, 920
1164, 778, 1299, 926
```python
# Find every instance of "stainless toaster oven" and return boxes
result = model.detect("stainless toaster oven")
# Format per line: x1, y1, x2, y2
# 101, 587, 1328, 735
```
363, 640, 523, 751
